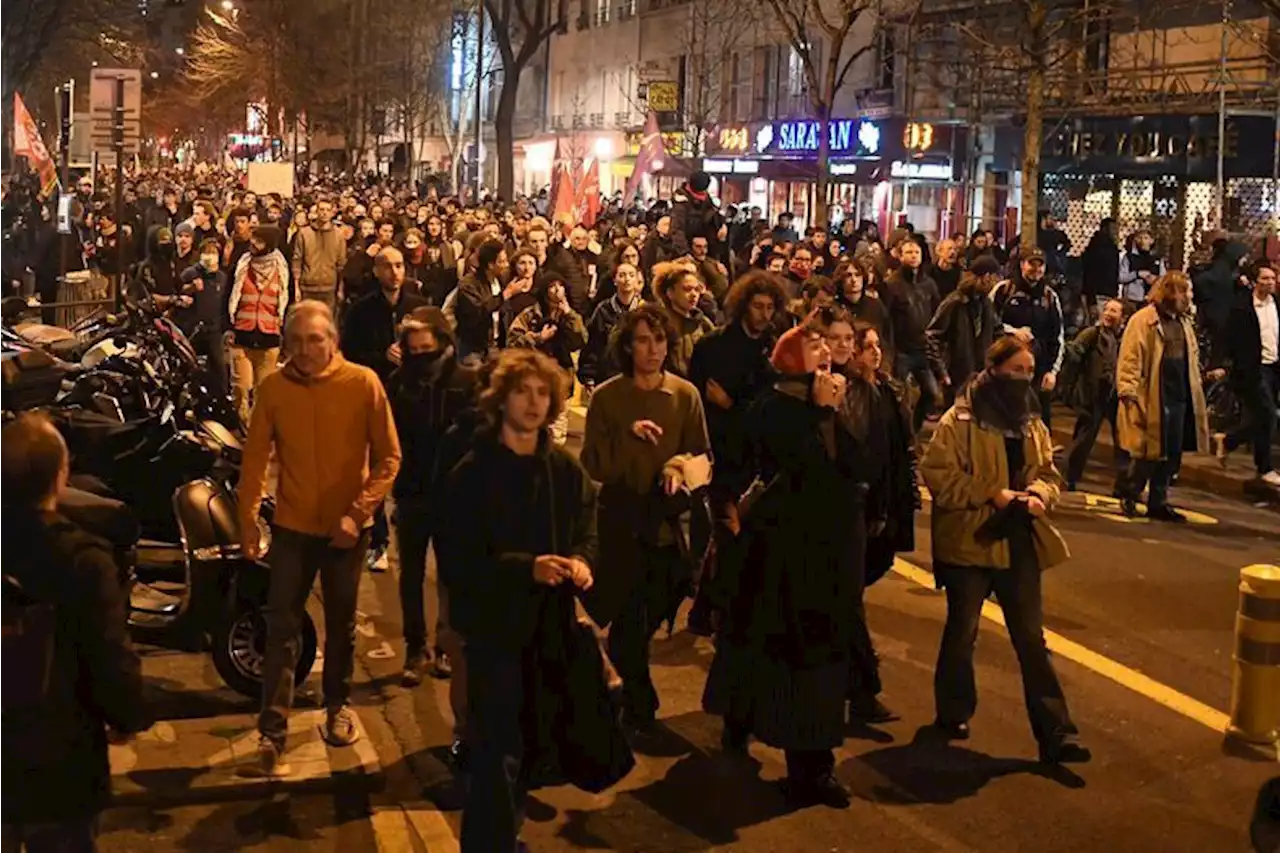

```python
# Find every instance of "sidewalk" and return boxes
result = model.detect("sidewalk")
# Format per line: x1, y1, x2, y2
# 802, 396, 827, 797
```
1044, 403, 1280, 504
108, 644, 382, 809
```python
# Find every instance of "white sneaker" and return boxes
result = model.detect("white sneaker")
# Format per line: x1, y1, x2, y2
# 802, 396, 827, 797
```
1261, 470, 1280, 488
323, 705, 361, 747
253, 735, 292, 778
371, 551, 389, 572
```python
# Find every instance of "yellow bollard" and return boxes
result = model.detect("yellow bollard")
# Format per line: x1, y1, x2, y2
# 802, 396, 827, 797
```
1228, 564, 1280, 745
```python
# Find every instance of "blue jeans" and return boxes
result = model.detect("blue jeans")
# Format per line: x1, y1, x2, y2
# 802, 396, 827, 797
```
2, 817, 97, 853
894, 350, 942, 433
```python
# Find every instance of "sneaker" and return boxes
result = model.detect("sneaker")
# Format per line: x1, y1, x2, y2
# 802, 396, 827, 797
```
430, 651, 453, 679
253, 735, 292, 778
1212, 432, 1229, 469
367, 547, 389, 572
402, 649, 429, 687
323, 705, 361, 747
1261, 470, 1280, 488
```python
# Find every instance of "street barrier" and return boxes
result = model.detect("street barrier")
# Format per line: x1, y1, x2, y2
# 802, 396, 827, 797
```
1229, 564, 1280, 749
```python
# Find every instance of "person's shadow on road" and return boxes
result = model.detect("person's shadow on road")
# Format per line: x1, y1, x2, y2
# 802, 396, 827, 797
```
843, 725, 1086, 805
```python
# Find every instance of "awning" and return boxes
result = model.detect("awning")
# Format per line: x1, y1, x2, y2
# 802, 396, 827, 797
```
610, 156, 636, 178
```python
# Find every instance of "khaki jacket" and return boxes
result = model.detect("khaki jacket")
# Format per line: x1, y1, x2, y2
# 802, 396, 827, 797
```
1115, 304, 1209, 461
920, 395, 1070, 570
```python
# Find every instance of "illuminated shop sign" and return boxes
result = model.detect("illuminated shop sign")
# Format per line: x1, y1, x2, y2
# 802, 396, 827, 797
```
755, 119, 882, 158
903, 122, 935, 152
703, 158, 760, 174
717, 126, 749, 154
890, 160, 952, 180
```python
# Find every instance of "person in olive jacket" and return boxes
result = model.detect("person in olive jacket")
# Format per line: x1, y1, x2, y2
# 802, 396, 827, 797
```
2, 413, 151, 849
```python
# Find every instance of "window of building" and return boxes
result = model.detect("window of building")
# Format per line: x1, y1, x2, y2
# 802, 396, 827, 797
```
753, 46, 777, 120
730, 50, 752, 123
594, 0, 610, 27
877, 26, 895, 91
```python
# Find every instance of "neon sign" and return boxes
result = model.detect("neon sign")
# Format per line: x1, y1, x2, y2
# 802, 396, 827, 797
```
903, 122, 935, 152
760, 119, 881, 157
718, 126, 749, 153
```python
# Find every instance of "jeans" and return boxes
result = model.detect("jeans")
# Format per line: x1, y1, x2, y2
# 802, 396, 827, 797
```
259, 527, 369, 750
1, 818, 98, 853
934, 559, 1078, 746
1065, 393, 1128, 486
460, 645, 525, 853
608, 545, 684, 725
1226, 364, 1279, 475
1123, 399, 1187, 510
894, 350, 942, 434
395, 502, 468, 737
193, 329, 229, 398
228, 344, 279, 426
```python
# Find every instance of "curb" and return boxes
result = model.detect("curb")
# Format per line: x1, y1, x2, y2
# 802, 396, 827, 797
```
108, 709, 384, 809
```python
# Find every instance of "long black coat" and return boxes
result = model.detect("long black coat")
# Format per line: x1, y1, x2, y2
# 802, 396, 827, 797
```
703, 380, 864, 749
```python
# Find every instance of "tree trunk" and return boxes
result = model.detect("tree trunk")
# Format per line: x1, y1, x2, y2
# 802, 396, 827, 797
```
494, 74, 520, 201
1019, 59, 1044, 249
814, 103, 831, 230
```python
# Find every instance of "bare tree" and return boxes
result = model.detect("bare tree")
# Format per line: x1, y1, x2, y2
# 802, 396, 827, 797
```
485, 0, 571, 199
680, 0, 762, 156
764, 0, 911, 227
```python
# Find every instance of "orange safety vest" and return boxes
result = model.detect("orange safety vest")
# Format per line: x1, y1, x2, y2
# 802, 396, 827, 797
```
234, 263, 282, 335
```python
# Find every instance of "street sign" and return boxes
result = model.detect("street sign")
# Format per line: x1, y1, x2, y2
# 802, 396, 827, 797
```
89, 68, 142, 155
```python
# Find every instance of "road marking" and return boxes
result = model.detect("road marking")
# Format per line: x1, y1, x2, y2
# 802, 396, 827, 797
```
890, 558, 1231, 733
371, 805, 419, 853
403, 806, 460, 852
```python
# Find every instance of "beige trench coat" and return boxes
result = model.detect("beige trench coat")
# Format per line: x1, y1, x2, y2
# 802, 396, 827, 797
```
1115, 304, 1210, 461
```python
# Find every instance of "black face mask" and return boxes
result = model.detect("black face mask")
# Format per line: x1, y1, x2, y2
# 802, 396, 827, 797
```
977, 373, 1033, 428
156, 242, 175, 258
402, 349, 444, 373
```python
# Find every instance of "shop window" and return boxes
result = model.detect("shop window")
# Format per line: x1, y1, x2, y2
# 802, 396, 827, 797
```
906, 184, 936, 207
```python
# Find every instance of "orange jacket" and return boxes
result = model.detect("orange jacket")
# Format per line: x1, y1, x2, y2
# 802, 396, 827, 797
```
238, 352, 401, 544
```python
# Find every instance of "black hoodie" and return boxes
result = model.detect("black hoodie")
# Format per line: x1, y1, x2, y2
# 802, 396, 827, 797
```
1, 510, 150, 824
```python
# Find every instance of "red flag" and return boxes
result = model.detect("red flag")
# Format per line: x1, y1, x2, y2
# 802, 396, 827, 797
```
624, 111, 666, 202
576, 157, 601, 227
548, 138, 576, 226
13, 93, 58, 198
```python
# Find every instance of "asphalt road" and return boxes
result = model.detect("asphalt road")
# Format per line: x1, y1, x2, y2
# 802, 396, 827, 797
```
96, 444, 1280, 853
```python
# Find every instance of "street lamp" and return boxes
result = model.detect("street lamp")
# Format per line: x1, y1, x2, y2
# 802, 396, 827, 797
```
175, 47, 185, 55
150, 71, 160, 79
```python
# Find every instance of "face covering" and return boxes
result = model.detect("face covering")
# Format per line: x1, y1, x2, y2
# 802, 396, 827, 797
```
401, 349, 444, 374
156, 242, 175, 258
975, 372, 1033, 429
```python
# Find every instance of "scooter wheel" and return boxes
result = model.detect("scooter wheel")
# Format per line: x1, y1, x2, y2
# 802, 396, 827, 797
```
212, 603, 318, 700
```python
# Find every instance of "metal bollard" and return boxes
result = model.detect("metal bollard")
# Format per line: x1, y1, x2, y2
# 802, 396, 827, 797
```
1228, 564, 1280, 745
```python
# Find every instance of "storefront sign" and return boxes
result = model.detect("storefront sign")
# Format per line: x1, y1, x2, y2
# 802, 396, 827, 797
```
1038, 114, 1276, 179
757, 118, 882, 157
646, 82, 679, 113
625, 130, 686, 157
703, 158, 759, 174
717, 126, 749, 154
890, 160, 953, 180
903, 123, 934, 152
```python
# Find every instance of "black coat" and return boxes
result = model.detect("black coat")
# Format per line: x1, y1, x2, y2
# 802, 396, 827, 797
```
669, 184, 722, 256
926, 290, 998, 388
1081, 231, 1121, 299
711, 380, 864, 665
882, 266, 941, 357
2, 511, 151, 824
1226, 288, 1280, 389
577, 295, 630, 387
436, 431, 599, 650
340, 287, 428, 383
454, 273, 501, 360
386, 353, 478, 506
547, 245, 600, 317
687, 320, 777, 501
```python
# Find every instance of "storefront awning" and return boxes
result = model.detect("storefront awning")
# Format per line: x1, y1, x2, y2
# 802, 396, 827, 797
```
609, 156, 636, 178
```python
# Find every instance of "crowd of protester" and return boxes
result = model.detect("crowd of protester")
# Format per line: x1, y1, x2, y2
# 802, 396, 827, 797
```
3, 161, 1278, 852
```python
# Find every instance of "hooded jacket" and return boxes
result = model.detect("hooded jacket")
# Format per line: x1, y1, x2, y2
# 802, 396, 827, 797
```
1192, 240, 1250, 334
2, 510, 150, 824
386, 349, 478, 506
1082, 226, 1121, 299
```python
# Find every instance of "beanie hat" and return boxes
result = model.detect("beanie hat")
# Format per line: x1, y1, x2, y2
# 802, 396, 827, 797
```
175, 222, 195, 238
771, 325, 814, 374
690, 171, 711, 193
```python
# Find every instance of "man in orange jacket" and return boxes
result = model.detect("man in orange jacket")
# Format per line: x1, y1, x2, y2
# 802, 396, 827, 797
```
238, 299, 401, 777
